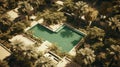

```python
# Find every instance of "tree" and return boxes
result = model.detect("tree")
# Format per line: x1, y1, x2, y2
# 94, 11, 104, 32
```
37, 9, 66, 25
29, 0, 43, 7
10, 22, 26, 35
0, 16, 12, 41
49, 44, 60, 53
84, 7, 98, 27
98, 0, 120, 16
74, 47, 96, 67
91, 42, 104, 50
65, 61, 81, 67
0, 0, 8, 13
98, 1, 113, 15
0, 60, 9, 67
63, 1, 99, 28
86, 26, 105, 43
107, 45, 120, 67
101, 15, 120, 39
0, 16, 11, 33
35, 56, 56, 67
93, 52, 106, 67
8, 0, 18, 9
63, 1, 89, 22
5, 40, 40, 67
49, 44, 67, 57
7, 39, 56, 67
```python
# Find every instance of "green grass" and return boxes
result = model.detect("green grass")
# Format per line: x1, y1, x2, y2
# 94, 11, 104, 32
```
29, 24, 84, 52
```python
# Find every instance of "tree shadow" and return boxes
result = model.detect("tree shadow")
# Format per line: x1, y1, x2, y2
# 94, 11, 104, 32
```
72, 40, 79, 46
65, 61, 81, 67
60, 30, 73, 38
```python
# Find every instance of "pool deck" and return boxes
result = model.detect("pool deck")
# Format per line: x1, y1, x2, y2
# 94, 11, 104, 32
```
37, 40, 52, 54
25, 18, 85, 56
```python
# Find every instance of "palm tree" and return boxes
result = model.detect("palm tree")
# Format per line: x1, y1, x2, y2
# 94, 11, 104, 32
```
0, 16, 11, 33
107, 45, 120, 67
0, 60, 9, 67
49, 44, 59, 53
10, 22, 26, 35
74, 47, 96, 67
65, 61, 81, 67
107, 16, 120, 34
0, 16, 12, 41
84, 7, 98, 27
0, 0, 8, 11
36, 9, 66, 25
35, 56, 56, 67
8, 0, 18, 9
63, 1, 98, 28
86, 26, 105, 42
49, 44, 67, 57
93, 52, 106, 67
29, 0, 45, 7
5, 41, 40, 67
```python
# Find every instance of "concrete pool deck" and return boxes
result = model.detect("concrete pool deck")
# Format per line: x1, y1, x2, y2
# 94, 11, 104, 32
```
25, 18, 85, 56
37, 40, 52, 54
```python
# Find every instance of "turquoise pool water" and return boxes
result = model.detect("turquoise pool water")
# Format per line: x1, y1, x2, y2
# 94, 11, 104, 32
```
29, 24, 84, 52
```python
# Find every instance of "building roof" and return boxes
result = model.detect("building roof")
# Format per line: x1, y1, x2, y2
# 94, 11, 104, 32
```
9, 35, 35, 47
7, 10, 19, 21
0, 44, 10, 60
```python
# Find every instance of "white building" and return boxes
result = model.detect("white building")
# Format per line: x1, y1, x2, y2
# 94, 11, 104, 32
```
7, 10, 19, 21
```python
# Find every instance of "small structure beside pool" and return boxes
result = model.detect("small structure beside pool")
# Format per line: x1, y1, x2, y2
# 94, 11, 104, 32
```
7, 9, 19, 21
9, 35, 35, 47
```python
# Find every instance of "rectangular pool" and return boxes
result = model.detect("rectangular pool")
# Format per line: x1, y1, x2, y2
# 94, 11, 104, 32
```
28, 24, 84, 52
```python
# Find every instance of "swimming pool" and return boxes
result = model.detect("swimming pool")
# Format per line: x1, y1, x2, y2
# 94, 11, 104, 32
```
28, 24, 84, 52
